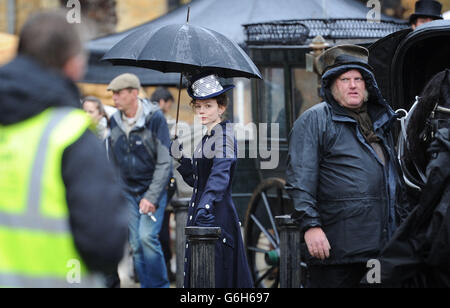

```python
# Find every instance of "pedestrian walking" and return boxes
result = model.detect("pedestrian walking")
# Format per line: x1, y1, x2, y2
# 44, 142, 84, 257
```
107, 73, 172, 288
286, 45, 405, 288
171, 73, 253, 288
0, 10, 128, 288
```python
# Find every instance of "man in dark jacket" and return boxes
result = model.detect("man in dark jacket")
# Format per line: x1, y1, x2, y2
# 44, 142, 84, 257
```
0, 10, 128, 287
286, 45, 403, 288
108, 74, 172, 288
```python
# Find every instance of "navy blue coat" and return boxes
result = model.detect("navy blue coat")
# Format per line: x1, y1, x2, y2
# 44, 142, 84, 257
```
177, 121, 253, 288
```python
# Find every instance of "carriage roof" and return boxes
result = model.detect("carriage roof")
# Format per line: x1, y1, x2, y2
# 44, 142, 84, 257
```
369, 19, 450, 112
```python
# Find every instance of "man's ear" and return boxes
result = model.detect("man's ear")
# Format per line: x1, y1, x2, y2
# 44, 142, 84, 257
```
132, 88, 140, 97
63, 54, 86, 81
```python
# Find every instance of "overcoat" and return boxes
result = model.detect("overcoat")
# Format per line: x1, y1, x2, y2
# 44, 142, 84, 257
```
177, 120, 253, 288
286, 64, 406, 265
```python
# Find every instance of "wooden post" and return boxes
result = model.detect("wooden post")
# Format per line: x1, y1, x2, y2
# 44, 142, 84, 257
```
185, 226, 221, 288
172, 199, 189, 288
276, 215, 302, 288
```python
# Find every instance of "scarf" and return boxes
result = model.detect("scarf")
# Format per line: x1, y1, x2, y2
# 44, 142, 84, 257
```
346, 103, 380, 144
346, 103, 386, 165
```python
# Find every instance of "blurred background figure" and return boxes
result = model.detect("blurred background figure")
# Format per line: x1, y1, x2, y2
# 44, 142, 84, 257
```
107, 74, 172, 288
0, 10, 127, 287
151, 86, 175, 116
82, 96, 110, 140
410, 0, 443, 29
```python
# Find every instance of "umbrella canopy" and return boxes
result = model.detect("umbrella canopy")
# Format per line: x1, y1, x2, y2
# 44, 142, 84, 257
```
88, 0, 402, 85
103, 23, 262, 79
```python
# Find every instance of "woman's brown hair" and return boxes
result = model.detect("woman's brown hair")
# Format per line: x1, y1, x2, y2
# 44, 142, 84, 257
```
189, 93, 229, 110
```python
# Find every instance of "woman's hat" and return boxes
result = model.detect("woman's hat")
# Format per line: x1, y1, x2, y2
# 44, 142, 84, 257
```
187, 73, 234, 100
410, 0, 443, 24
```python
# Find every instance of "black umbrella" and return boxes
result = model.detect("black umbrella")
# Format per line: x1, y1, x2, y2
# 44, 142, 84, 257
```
102, 23, 261, 79
103, 12, 262, 137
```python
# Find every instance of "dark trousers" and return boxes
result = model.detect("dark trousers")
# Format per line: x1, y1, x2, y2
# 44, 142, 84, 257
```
105, 271, 121, 288
307, 263, 368, 288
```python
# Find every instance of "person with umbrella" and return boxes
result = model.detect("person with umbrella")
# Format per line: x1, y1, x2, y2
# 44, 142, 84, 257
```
171, 72, 253, 288
103, 19, 262, 288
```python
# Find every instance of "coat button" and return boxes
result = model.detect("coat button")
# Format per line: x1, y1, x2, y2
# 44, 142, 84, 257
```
205, 204, 210, 210
186, 243, 189, 249
192, 202, 195, 207
190, 216, 193, 221
223, 238, 226, 243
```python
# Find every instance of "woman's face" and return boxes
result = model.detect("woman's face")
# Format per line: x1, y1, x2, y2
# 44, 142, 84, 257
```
83, 101, 103, 124
194, 99, 225, 127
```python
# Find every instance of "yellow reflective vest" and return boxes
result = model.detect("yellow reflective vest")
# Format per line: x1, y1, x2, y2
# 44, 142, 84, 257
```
0, 107, 98, 287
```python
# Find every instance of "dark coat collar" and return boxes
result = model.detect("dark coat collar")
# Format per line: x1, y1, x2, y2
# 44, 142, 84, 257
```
0, 55, 81, 125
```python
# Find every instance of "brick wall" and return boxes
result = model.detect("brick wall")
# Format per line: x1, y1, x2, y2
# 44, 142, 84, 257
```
0, 0, 7, 33
116, 0, 167, 32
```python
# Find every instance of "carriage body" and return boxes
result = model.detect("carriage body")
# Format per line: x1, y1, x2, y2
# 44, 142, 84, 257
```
369, 19, 450, 113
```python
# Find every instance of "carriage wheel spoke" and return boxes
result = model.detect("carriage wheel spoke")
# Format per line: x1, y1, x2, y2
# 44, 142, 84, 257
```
277, 188, 285, 213
255, 266, 276, 286
270, 273, 280, 288
247, 246, 269, 253
261, 191, 280, 243
250, 214, 278, 248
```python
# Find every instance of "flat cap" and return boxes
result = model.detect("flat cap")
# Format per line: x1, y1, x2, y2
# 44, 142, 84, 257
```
107, 73, 141, 91
316, 45, 372, 76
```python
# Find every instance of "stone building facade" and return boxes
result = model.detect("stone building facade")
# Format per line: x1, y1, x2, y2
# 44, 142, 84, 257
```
0, 0, 193, 36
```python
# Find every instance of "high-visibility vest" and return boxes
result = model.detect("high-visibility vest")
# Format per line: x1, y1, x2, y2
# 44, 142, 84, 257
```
0, 107, 99, 288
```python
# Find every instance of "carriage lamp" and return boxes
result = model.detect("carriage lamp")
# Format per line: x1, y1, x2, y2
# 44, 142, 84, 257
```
305, 35, 329, 74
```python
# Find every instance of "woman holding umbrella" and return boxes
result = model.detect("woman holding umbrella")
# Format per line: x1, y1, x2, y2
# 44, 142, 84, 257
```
103, 19, 262, 288
172, 72, 253, 288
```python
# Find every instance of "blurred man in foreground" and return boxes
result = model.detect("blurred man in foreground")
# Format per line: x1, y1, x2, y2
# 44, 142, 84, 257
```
0, 10, 128, 287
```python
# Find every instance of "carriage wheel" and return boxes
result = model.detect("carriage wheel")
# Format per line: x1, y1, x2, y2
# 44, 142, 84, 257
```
244, 178, 292, 288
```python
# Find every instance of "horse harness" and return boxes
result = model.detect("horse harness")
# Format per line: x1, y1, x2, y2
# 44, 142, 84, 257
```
396, 97, 450, 191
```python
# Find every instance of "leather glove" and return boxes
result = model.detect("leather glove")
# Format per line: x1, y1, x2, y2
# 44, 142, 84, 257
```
194, 208, 215, 227
170, 137, 184, 161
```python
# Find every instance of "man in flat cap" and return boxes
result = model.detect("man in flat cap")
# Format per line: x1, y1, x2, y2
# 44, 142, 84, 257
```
107, 73, 172, 288
286, 45, 405, 288
410, 0, 443, 30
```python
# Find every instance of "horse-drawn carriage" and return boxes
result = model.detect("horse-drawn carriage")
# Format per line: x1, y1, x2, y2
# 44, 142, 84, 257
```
101, 7, 449, 287
235, 18, 450, 288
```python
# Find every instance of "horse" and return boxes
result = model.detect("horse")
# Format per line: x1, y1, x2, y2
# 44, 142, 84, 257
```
379, 68, 450, 287
398, 68, 450, 196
